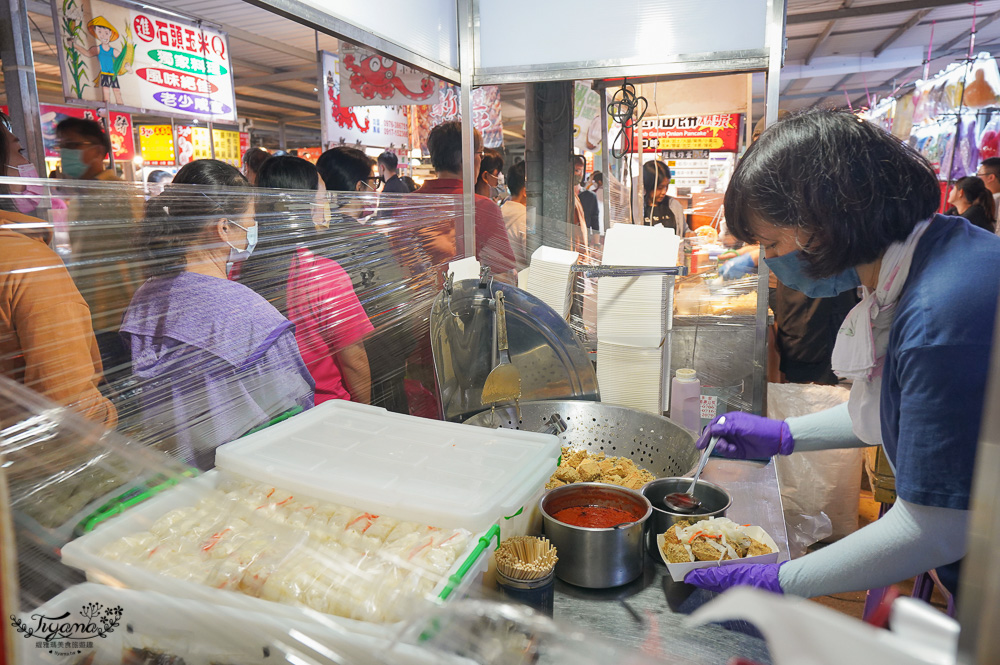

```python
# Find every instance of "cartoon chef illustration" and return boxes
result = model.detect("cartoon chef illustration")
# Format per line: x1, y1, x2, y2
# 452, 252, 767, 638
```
76, 16, 133, 105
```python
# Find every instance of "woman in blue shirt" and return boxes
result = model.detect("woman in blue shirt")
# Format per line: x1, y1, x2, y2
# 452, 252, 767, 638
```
685, 110, 1000, 598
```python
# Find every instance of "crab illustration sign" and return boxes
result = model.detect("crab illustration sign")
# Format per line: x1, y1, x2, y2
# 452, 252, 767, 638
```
339, 43, 437, 107
54, 0, 237, 122
321, 51, 409, 150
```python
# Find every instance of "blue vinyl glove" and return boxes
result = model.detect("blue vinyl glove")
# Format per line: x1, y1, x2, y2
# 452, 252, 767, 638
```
696, 412, 795, 459
684, 562, 785, 594
719, 252, 756, 280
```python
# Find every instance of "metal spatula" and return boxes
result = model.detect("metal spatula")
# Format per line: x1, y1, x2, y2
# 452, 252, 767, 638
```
481, 290, 522, 407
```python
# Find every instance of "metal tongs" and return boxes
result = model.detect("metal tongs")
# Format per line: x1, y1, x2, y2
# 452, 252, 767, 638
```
481, 290, 522, 407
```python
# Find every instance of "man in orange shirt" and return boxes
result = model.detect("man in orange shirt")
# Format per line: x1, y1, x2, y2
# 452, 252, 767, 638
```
0, 210, 117, 426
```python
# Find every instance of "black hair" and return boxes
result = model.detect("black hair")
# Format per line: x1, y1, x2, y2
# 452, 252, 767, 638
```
591, 171, 604, 186
954, 176, 996, 224
507, 160, 526, 197
479, 148, 504, 180
427, 121, 469, 174
240, 156, 322, 316
642, 161, 670, 204
138, 160, 252, 276
316, 146, 373, 192
146, 169, 172, 183
242, 147, 271, 177
255, 155, 320, 191
377, 150, 398, 172
980, 157, 1000, 178
55, 117, 110, 156
399, 175, 418, 192
725, 109, 940, 277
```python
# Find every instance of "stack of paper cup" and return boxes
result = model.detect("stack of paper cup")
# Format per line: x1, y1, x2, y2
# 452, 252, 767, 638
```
525, 246, 579, 318
596, 225, 680, 414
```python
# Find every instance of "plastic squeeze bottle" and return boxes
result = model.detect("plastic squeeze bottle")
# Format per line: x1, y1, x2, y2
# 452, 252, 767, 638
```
670, 368, 702, 433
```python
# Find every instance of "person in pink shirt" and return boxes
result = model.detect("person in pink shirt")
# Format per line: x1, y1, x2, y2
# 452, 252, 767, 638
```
240, 156, 373, 404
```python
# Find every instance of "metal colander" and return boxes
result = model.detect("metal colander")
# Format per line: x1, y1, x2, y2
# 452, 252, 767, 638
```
463, 400, 700, 478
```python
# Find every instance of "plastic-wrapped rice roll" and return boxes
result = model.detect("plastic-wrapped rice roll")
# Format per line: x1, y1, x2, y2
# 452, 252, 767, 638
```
148, 508, 193, 537
362, 515, 399, 542
382, 519, 421, 544
326, 505, 355, 531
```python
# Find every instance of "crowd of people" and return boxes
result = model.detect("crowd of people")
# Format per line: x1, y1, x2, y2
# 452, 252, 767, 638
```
0, 113, 539, 470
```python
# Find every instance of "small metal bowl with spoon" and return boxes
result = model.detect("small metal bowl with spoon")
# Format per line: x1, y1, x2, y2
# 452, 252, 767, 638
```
663, 415, 725, 514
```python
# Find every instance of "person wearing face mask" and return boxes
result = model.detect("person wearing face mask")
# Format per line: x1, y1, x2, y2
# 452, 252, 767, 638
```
0, 114, 46, 216
0, 120, 117, 427
415, 121, 516, 278
683, 110, 1000, 601
240, 155, 373, 407
476, 148, 504, 201
55, 117, 119, 182
56, 117, 143, 384
121, 160, 314, 469
316, 146, 418, 415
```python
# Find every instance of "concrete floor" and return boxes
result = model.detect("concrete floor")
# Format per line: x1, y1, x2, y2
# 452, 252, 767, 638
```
807, 489, 950, 619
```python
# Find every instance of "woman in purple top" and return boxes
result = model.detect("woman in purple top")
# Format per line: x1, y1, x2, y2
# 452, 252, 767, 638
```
121, 160, 314, 469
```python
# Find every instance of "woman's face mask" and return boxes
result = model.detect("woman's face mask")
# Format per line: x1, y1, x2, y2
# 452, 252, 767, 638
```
5, 163, 43, 213
763, 250, 861, 298
226, 219, 258, 263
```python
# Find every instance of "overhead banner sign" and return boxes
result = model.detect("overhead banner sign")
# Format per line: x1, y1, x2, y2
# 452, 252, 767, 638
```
55, 0, 237, 122
339, 43, 437, 107
321, 51, 409, 150
38, 104, 134, 161
409, 83, 503, 151
629, 114, 741, 153
137, 124, 175, 165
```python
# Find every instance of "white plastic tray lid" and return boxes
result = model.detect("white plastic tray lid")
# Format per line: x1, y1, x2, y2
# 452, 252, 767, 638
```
216, 401, 560, 532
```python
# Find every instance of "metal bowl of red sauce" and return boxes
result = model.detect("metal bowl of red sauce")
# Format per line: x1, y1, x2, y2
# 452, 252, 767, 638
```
540, 482, 652, 588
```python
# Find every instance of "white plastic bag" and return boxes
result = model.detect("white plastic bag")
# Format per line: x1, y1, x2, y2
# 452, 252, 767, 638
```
768, 383, 865, 558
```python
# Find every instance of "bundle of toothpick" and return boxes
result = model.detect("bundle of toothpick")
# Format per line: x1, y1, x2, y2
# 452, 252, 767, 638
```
495, 536, 558, 580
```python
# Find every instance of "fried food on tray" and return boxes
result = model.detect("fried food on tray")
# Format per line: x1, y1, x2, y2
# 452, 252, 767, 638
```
660, 517, 774, 563
665, 542, 692, 563
546, 447, 656, 490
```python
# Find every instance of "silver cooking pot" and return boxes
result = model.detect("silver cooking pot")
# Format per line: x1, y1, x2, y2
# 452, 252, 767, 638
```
540, 483, 652, 588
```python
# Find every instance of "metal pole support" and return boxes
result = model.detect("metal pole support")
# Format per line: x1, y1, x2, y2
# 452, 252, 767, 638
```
0, 0, 45, 173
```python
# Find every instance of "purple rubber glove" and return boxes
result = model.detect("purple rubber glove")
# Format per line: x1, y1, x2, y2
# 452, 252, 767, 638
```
684, 562, 785, 594
696, 412, 795, 459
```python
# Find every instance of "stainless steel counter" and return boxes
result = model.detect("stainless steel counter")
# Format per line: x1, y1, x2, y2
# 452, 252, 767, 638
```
552, 458, 788, 665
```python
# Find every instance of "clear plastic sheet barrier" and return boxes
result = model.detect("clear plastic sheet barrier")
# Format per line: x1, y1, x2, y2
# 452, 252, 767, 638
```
0, 176, 687, 664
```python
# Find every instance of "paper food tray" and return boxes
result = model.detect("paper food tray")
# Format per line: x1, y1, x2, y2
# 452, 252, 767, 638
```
60, 471, 492, 637
16, 583, 473, 665
657, 526, 780, 582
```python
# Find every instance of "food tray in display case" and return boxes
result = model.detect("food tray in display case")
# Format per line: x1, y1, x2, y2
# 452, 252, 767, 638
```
62, 401, 559, 633
61, 470, 496, 635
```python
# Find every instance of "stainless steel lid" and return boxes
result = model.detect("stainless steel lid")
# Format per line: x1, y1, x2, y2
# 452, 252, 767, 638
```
430, 277, 599, 422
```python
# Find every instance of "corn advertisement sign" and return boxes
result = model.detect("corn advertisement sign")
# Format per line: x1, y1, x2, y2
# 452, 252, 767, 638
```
54, 0, 237, 122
